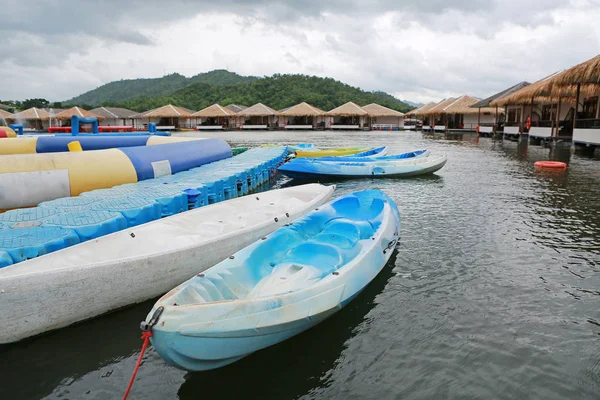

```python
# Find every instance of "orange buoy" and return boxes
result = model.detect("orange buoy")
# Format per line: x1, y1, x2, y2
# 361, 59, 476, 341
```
534, 161, 567, 169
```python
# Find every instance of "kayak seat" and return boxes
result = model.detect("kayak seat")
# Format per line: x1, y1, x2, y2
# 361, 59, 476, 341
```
280, 242, 344, 274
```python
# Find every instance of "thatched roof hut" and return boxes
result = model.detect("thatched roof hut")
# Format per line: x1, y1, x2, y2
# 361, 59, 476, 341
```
90, 107, 138, 119
236, 103, 277, 117
0, 109, 15, 121
362, 103, 404, 117
278, 102, 324, 116
327, 102, 367, 116
14, 107, 50, 121
225, 104, 248, 113
138, 104, 194, 118
191, 104, 236, 118
0, 104, 13, 111
405, 102, 436, 117
54, 107, 103, 121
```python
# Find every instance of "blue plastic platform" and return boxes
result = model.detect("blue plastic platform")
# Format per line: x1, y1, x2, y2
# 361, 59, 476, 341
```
90, 197, 162, 227
0, 226, 80, 268
0, 146, 290, 267
42, 210, 128, 242
39, 196, 102, 210
0, 207, 64, 228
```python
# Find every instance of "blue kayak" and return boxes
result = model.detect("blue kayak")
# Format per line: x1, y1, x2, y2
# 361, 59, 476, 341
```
145, 190, 401, 371
279, 151, 446, 180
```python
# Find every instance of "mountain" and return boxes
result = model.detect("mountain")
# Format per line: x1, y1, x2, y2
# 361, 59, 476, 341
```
67, 70, 258, 106
402, 100, 423, 108
88, 73, 411, 113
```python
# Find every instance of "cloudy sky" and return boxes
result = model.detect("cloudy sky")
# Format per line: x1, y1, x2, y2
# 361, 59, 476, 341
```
2, 0, 599, 103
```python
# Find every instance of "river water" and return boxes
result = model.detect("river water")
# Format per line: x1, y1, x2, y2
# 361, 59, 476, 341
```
1, 131, 599, 399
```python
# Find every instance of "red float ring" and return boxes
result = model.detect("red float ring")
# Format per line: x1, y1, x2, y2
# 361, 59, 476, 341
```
534, 161, 567, 169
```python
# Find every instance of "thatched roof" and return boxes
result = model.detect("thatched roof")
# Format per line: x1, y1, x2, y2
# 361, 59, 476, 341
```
553, 54, 600, 86
139, 104, 194, 118
420, 98, 457, 116
90, 107, 138, 119
0, 109, 15, 121
225, 104, 248, 113
405, 102, 436, 116
236, 103, 277, 116
278, 102, 325, 116
327, 102, 367, 116
191, 104, 235, 118
442, 95, 502, 115
361, 103, 404, 117
489, 72, 573, 106
0, 104, 13, 111
54, 106, 103, 121
471, 82, 531, 108
14, 107, 50, 121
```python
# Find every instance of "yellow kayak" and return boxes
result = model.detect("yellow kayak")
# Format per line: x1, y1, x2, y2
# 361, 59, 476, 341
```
295, 147, 368, 158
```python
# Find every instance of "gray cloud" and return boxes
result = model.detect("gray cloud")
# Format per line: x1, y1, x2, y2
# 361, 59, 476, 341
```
1, 0, 597, 102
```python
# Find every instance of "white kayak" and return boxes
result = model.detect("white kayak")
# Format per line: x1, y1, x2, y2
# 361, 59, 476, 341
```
146, 189, 400, 371
0, 183, 335, 344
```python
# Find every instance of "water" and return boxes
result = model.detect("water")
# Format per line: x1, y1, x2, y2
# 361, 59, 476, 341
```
1, 131, 599, 399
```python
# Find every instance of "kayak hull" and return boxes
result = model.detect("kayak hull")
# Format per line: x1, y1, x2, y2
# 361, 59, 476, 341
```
280, 154, 447, 179
148, 190, 401, 371
0, 184, 334, 344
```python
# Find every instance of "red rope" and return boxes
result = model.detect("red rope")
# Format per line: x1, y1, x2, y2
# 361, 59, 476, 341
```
122, 331, 152, 400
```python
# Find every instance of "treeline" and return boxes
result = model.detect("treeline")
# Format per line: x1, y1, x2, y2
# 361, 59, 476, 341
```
68, 70, 259, 106
96, 74, 412, 113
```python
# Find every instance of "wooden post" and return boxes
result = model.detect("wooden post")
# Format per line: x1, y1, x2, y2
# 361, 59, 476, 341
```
495, 105, 498, 134
477, 107, 481, 127
555, 97, 562, 138
573, 83, 581, 132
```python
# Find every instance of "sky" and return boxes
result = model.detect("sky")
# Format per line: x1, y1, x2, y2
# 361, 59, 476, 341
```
1, 0, 599, 104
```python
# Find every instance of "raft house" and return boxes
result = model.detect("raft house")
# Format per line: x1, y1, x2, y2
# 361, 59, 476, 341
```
192, 104, 236, 130
12, 107, 51, 131
46, 107, 104, 134
278, 102, 326, 130
133, 104, 194, 131
90, 107, 138, 132
326, 102, 367, 130
362, 103, 405, 131
489, 54, 600, 150
404, 102, 436, 130
469, 81, 530, 136
236, 103, 278, 129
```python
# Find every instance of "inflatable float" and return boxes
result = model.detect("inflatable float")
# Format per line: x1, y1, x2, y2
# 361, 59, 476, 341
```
0, 137, 231, 210
0, 126, 17, 138
0, 183, 334, 344
146, 189, 400, 371
534, 161, 567, 170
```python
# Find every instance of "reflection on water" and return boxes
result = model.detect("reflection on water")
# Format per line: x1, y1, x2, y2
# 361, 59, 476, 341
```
1, 132, 599, 399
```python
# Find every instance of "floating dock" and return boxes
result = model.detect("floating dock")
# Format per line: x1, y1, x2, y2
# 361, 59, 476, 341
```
0, 147, 289, 268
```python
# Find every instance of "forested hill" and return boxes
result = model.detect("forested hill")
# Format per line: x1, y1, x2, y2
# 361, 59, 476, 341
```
67, 70, 258, 106
72, 73, 411, 113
